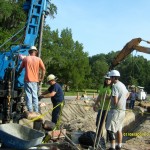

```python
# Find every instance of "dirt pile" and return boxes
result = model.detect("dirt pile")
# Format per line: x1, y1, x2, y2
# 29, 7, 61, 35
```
61, 100, 96, 132
19, 99, 150, 150
40, 100, 97, 132
122, 114, 150, 150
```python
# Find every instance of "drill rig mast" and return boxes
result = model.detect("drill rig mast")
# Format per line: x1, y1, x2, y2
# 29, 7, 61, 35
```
0, 0, 50, 123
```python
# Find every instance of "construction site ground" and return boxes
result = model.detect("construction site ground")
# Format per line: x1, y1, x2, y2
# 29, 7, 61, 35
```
17, 95, 150, 150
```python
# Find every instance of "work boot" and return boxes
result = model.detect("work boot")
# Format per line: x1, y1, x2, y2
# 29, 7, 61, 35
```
115, 145, 122, 150
108, 148, 115, 150
99, 137, 106, 150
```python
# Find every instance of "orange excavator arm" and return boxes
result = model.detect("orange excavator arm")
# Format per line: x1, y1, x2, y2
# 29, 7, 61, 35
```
110, 38, 150, 70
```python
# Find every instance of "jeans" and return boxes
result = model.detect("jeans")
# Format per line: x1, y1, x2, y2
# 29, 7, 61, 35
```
129, 100, 135, 109
24, 82, 39, 112
52, 101, 64, 124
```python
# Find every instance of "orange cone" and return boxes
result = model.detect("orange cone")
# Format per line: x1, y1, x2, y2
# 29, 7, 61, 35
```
76, 92, 80, 100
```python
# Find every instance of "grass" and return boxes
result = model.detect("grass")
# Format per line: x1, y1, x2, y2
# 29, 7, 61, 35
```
41, 85, 98, 96
64, 89, 98, 96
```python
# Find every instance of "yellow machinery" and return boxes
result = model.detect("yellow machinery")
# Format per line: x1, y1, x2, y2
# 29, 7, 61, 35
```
110, 38, 150, 69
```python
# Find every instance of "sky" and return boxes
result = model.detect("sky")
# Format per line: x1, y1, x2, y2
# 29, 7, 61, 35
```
46, 0, 150, 60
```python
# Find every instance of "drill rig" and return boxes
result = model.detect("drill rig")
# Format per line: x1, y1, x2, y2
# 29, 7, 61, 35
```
110, 38, 150, 70
0, 0, 50, 123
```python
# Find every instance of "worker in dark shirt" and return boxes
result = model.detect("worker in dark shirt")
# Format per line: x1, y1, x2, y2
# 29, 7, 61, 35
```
39, 74, 64, 124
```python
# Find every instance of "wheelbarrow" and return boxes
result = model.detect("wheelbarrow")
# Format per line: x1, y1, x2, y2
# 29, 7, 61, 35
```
0, 123, 45, 149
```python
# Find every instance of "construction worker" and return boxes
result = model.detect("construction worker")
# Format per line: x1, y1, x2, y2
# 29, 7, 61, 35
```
93, 72, 112, 149
18, 46, 46, 113
39, 74, 64, 125
106, 70, 129, 150
93, 72, 112, 130
129, 87, 138, 109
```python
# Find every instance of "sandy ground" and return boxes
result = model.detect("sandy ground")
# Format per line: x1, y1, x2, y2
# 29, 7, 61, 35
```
18, 98, 150, 150
122, 114, 150, 150
121, 101, 150, 150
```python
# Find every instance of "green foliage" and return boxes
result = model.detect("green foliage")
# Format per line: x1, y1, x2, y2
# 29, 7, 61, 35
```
42, 27, 90, 90
0, 1, 57, 51
0, 0, 26, 50
0, 1, 150, 93
89, 53, 110, 89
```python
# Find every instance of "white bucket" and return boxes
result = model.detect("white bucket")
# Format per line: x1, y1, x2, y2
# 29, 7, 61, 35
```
71, 131, 84, 144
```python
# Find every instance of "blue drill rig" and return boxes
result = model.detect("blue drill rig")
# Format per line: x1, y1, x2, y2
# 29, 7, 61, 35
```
0, 0, 50, 123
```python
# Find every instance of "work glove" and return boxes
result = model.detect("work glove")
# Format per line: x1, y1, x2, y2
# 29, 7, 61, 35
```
38, 95, 44, 101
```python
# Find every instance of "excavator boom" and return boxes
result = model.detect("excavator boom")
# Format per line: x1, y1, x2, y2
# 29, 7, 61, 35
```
134, 45, 150, 54
110, 38, 150, 69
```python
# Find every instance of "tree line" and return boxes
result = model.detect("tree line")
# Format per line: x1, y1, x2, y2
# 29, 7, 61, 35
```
1, 0, 150, 93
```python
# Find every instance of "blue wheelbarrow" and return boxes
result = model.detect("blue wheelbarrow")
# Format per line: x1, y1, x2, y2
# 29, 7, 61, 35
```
0, 123, 45, 149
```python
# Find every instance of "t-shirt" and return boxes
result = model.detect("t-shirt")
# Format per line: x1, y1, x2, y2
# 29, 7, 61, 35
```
111, 81, 128, 111
48, 83, 64, 103
21, 56, 45, 82
130, 92, 138, 101
99, 86, 111, 110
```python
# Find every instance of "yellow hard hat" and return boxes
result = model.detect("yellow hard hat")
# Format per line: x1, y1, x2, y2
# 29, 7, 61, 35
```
47, 74, 56, 82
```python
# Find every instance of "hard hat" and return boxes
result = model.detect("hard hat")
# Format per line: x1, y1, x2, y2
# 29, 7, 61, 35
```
109, 70, 120, 77
29, 46, 37, 51
104, 72, 110, 79
47, 74, 56, 82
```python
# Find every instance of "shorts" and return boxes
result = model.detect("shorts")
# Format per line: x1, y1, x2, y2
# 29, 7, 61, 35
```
106, 109, 125, 133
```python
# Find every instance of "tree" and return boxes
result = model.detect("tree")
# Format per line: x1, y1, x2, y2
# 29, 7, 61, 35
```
90, 59, 108, 90
0, 0, 57, 50
42, 27, 90, 90
0, 0, 26, 50
89, 53, 110, 90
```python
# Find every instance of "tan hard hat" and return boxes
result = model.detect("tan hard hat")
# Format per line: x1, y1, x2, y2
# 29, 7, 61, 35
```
47, 74, 56, 82
29, 46, 37, 51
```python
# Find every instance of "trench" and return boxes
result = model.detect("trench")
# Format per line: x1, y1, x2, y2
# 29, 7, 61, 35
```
0, 99, 149, 149
121, 107, 150, 150
122, 110, 147, 142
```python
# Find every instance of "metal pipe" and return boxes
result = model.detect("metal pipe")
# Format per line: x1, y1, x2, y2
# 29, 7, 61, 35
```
93, 90, 107, 150
38, 13, 45, 58
60, 129, 80, 150
141, 39, 150, 44
95, 96, 111, 150
37, 13, 45, 96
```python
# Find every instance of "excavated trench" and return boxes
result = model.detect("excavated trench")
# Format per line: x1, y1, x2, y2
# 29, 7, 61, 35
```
0, 99, 149, 149
32, 100, 150, 149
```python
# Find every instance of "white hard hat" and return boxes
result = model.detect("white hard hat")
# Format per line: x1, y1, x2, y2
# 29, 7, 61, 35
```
104, 72, 110, 79
109, 70, 120, 77
47, 74, 56, 82
29, 46, 37, 51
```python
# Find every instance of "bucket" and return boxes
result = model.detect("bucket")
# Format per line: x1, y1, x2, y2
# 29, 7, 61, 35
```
71, 131, 84, 144
0, 123, 45, 149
